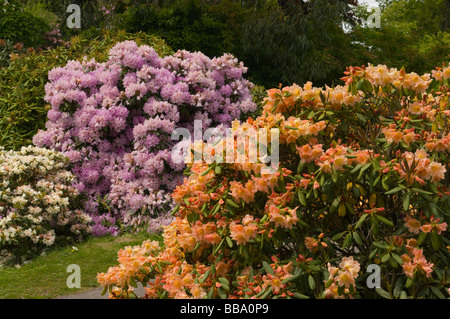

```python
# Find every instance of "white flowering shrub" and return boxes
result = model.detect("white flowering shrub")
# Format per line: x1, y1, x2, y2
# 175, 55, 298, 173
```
0, 146, 92, 266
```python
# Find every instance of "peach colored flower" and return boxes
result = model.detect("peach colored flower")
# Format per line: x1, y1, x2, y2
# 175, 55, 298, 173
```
404, 215, 421, 234
428, 162, 446, 183
420, 224, 432, 233
304, 236, 319, 253
339, 256, 360, 278
336, 270, 355, 288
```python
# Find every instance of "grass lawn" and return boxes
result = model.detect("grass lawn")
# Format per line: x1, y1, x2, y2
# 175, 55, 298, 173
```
0, 232, 161, 299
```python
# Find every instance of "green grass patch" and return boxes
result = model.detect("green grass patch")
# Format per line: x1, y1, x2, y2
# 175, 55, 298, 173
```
0, 233, 160, 299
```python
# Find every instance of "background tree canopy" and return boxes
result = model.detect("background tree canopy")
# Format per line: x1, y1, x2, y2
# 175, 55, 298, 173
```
8, 0, 449, 88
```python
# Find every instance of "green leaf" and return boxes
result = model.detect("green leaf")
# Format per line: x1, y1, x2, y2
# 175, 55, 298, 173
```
199, 269, 210, 283
393, 278, 404, 298
217, 287, 227, 299
308, 275, 315, 290
375, 287, 392, 299
129, 277, 138, 288
293, 292, 310, 299
332, 231, 347, 241
376, 215, 394, 227
402, 193, 410, 211
343, 232, 353, 248
281, 274, 300, 284
430, 286, 445, 299
100, 285, 108, 296
384, 186, 404, 195
226, 236, 233, 248
201, 166, 213, 176
353, 231, 363, 245
411, 188, 432, 195
405, 277, 414, 288
354, 213, 368, 229
298, 191, 307, 206
381, 253, 390, 263
226, 198, 240, 208
262, 261, 274, 275
431, 231, 441, 250
392, 253, 403, 265
417, 232, 427, 245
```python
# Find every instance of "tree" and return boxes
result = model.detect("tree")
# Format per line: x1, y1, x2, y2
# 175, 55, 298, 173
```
351, 0, 450, 74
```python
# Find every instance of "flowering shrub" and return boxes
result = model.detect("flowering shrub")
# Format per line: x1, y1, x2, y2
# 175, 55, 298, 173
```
97, 63, 449, 299
33, 40, 256, 235
0, 146, 92, 266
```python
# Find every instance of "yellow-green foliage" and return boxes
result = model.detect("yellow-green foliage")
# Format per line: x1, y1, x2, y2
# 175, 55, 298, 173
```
0, 29, 173, 150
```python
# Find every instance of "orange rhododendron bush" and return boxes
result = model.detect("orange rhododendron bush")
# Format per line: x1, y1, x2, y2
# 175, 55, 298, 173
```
97, 63, 450, 299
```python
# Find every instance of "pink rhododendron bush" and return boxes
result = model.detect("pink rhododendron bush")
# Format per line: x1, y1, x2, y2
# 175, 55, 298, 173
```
33, 40, 256, 235
0, 146, 92, 266
97, 63, 450, 299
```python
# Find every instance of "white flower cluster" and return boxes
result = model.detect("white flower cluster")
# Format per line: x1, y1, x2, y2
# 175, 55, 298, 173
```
0, 146, 92, 266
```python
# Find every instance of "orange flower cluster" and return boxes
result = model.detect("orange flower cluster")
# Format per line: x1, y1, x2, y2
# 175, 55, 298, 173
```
324, 257, 361, 299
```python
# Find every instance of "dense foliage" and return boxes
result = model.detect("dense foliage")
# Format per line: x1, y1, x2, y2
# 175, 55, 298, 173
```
98, 63, 449, 299
0, 0, 51, 47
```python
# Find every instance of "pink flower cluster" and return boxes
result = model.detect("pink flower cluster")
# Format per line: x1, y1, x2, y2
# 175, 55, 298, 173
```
33, 41, 256, 235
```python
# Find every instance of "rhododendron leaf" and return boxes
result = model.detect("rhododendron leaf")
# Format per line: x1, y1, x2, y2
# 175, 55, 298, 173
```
382, 176, 389, 190
293, 292, 310, 299
262, 261, 274, 275
402, 193, 411, 211
343, 232, 352, 249
207, 287, 214, 299
332, 231, 347, 241
308, 265, 321, 272
393, 278, 404, 298
330, 198, 340, 213
375, 287, 392, 299
384, 186, 404, 195
213, 238, 225, 255
376, 215, 394, 227
417, 232, 427, 245
430, 286, 445, 299
298, 191, 306, 206
369, 249, 378, 260
199, 269, 210, 284
226, 236, 233, 248
338, 203, 346, 217
357, 163, 371, 180
101, 285, 108, 296
411, 188, 433, 195
308, 275, 315, 290
281, 274, 300, 285
297, 160, 304, 174
129, 277, 138, 288
226, 198, 240, 208
431, 231, 441, 250
307, 110, 315, 119
405, 277, 414, 289
355, 213, 368, 230
353, 231, 363, 245
201, 166, 213, 176
331, 169, 338, 183
351, 164, 362, 174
